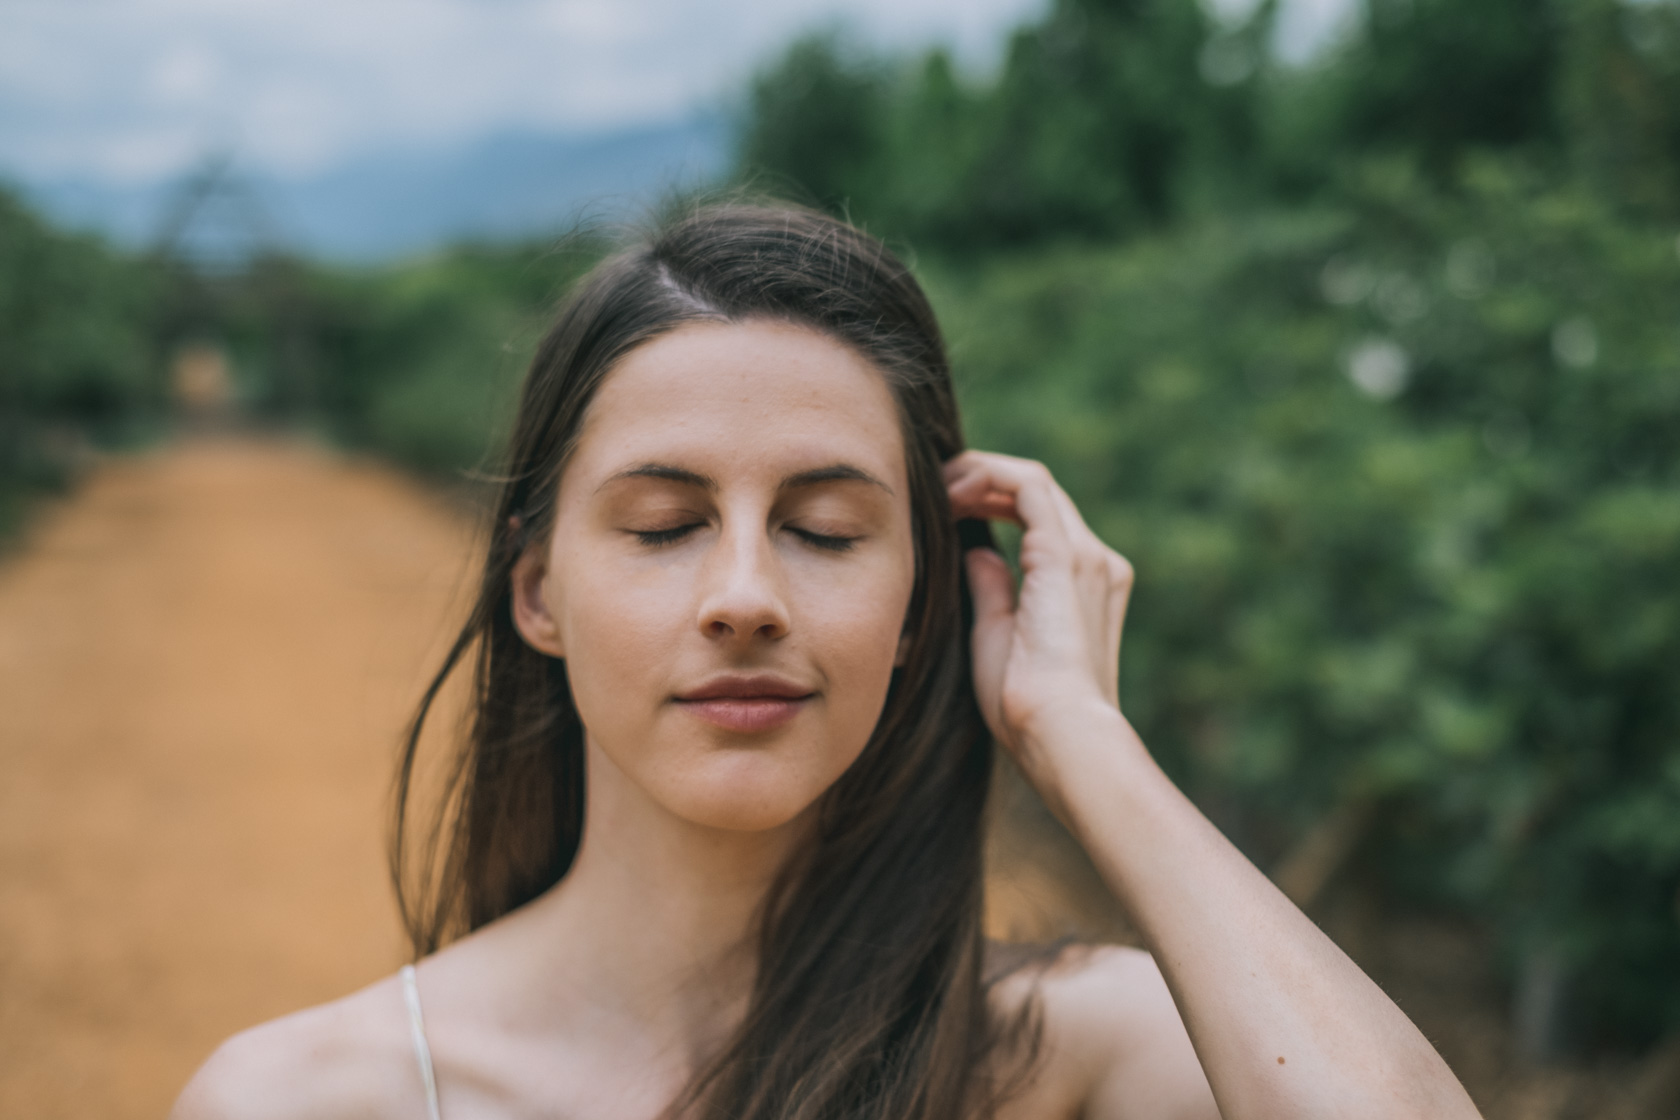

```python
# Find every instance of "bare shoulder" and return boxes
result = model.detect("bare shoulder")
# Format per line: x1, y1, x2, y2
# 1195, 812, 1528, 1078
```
991, 943, 1217, 1120
1028, 943, 1184, 1042
170, 973, 425, 1120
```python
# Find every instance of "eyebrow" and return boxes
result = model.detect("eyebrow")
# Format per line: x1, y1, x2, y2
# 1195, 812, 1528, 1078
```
597, 462, 894, 496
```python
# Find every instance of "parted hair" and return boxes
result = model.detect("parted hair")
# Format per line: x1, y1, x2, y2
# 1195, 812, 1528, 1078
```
391, 200, 1035, 1120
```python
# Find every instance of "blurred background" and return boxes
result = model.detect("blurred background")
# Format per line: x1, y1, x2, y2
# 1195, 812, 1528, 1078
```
2, 0, 1679, 1115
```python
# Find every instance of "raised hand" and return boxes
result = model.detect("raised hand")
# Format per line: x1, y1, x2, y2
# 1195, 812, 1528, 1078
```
943, 450, 1133, 801
947, 450, 1483, 1120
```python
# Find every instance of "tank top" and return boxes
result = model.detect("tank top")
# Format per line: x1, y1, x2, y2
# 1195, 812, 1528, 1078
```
400, 964, 442, 1120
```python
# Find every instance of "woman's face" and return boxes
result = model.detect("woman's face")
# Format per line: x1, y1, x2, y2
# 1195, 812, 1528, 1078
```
513, 319, 917, 833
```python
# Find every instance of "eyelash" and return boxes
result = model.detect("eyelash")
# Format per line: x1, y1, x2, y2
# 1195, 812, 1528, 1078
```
633, 525, 699, 547
632, 525, 858, 553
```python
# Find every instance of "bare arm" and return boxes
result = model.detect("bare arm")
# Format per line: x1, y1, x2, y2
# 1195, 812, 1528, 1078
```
946, 450, 1480, 1120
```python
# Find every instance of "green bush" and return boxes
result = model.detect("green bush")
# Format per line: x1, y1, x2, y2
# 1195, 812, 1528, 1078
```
260, 240, 603, 477
0, 185, 163, 531
931, 161, 1680, 1044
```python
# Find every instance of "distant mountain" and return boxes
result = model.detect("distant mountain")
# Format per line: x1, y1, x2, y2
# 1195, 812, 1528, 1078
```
16, 114, 732, 263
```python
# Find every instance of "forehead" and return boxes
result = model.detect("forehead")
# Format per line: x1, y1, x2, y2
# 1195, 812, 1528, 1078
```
565, 319, 906, 488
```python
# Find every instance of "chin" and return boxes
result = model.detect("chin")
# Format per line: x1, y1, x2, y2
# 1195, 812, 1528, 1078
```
656, 747, 843, 833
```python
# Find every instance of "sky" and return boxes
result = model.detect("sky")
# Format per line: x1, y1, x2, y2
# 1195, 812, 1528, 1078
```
1, 0, 1357, 189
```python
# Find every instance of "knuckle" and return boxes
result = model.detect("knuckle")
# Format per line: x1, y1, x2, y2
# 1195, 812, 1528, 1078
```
1018, 539, 1055, 568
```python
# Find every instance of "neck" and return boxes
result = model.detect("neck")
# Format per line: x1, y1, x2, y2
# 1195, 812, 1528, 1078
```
516, 736, 808, 1068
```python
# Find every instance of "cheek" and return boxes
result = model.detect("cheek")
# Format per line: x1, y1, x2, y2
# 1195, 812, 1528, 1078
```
807, 585, 906, 710
547, 549, 678, 735
793, 557, 915, 758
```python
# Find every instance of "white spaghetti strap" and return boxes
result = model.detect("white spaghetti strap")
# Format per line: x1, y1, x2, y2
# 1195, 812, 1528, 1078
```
400, 964, 443, 1120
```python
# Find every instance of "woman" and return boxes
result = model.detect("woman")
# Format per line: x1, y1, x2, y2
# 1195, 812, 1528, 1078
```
173, 203, 1481, 1119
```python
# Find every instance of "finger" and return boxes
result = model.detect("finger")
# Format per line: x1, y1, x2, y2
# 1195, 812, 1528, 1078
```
941, 449, 988, 485
964, 546, 1016, 627
945, 450, 1052, 492
1038, 473, 1116, 568
964, 548, 1017, 737
944, 455, 1071, 549
952, 454, 1112, 570
1013, 469, 1122, 632
945, 459, 1012, 506
1002, 466, 1124, 696
947, 485, 1021, 525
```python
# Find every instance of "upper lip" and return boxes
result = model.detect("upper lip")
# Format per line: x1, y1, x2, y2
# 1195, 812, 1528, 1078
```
675, 674, 815, 701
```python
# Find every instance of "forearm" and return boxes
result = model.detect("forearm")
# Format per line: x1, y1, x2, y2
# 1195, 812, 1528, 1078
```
1031, 702, 1481, 1120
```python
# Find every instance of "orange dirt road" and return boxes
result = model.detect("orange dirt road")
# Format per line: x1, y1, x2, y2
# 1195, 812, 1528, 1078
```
0, 438, 478, 1116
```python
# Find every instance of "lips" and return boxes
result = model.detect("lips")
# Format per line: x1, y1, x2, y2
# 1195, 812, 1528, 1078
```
674, 674, 815, 733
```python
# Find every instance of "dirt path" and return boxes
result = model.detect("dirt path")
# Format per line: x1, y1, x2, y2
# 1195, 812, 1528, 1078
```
0, 437, 477, 1116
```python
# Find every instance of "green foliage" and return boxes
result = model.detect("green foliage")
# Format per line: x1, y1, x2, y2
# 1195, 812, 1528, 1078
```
738, 0, 1276, 250
0, 186, 597, 519
928, 163, 1680, 1043
283, 240, 603, 476
1331, 0, 1563, 163
738, 0, 1680, 244
1558, 0, 1680, 215
739, 33, 891, 213
0, 185, 163, 530
0, 188, 161, 418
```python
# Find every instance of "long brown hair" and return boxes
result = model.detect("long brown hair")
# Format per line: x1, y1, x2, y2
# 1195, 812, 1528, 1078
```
391, 201, 1034, 1119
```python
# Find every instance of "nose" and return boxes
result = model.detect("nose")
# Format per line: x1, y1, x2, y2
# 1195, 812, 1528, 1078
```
695, 518, 791, 645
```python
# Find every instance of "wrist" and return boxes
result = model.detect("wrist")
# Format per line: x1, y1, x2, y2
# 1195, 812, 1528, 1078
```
1017, 694, 1130, 751
1013, 698, 1148, 819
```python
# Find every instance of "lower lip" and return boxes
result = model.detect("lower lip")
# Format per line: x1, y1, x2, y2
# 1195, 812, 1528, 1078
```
676, 696, 812, 733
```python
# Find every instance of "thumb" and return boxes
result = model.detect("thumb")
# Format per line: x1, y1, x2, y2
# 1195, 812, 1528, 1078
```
964, 548, 1016, 740
964, 547, 1015, 628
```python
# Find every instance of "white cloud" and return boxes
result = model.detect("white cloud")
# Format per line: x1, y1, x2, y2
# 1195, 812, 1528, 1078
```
0, 0, 1353, 185
148, 40, 221, 103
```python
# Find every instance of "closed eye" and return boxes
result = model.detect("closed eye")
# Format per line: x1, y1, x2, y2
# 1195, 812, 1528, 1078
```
632, 524, 703, 547
630, 524, 859, 552
790, 528, 859, 553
